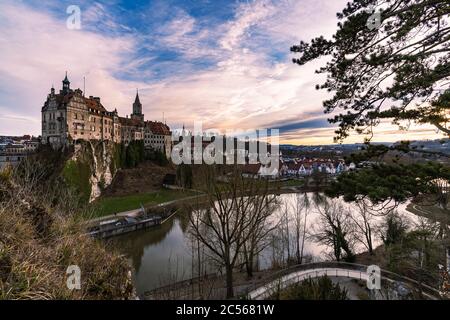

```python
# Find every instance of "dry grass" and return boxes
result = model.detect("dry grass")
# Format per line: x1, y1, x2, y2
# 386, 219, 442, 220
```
0, 160, 134, 300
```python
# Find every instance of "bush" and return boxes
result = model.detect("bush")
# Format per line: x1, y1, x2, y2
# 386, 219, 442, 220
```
124, 141, 145, 168
62, 160, 92, 203
273, 276, 348, 300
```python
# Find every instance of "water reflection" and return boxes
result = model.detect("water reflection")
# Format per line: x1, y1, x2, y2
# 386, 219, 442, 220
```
109, 193, 419, 296
109, 216, 193, 295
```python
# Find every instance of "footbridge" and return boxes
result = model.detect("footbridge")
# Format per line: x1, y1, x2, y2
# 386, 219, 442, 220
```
246, 262, 441, 300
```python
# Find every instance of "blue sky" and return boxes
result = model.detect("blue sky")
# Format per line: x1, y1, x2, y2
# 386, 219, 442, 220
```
0, 0, 444, 144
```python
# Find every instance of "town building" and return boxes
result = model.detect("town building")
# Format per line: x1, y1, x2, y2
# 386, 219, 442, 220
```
0, 136, 39, 171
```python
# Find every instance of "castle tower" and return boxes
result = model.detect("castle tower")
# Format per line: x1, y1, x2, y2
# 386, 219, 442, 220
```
62, 72, 71, 94
131, 89, 144, 121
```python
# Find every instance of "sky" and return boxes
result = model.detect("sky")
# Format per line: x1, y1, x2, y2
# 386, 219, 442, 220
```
0, 0, 445, 145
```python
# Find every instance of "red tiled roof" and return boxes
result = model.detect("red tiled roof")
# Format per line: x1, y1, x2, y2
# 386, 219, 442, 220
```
53, 92, 75, 107
146, 121, 171, 135
48, 92, 109, 114
119, 117, 144, 127
84, 97, 107, 113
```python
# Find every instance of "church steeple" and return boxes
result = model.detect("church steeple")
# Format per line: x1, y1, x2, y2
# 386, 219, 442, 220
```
131, 89, 144, 121
134, 89, 141, 104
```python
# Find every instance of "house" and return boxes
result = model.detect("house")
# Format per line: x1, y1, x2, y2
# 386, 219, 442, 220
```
241, 163, 262, 178
144, 121, 172, 159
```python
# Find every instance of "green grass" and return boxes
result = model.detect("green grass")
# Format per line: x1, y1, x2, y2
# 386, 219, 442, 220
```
282, 179, 304, 187
91, 189, 199, 218
62, 160, 92, 203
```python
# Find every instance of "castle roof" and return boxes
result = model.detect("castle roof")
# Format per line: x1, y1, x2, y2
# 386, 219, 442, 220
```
63, 72, 70, 84
146, 121, 171, 135
84, 97, 107, 113
119, 117, 144, 127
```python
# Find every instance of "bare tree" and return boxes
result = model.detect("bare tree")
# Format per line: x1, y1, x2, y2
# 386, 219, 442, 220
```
269, 202, 292, 268
292, 193, 310, 264
312, 198, 355, 262
348, 200, 376, 255
241, 194, 278, 278
188, 166, 276, 298
281, 203, 291, 263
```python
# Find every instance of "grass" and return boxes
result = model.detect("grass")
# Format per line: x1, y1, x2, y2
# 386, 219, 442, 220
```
282, 179, 305, 187
0, 166, 133, 299
62, 160, 92, 203
91, 189, 199, 218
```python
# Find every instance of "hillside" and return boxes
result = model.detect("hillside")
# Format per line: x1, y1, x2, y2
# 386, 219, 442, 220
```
102, 160, 176, 197
0, 151, 133, 299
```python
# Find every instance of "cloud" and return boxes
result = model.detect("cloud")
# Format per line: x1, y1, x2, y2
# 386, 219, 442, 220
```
277, 118, 333, 133
0, 0, 140, 135
220, 0, 274, 51
0, 0, 444, 145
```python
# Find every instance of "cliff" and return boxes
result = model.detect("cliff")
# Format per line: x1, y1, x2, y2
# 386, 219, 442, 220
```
0, 146, 134, 299
63, 140, 120, 203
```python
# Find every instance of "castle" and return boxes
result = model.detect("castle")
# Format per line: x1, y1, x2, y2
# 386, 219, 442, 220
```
41, 73, 172, 158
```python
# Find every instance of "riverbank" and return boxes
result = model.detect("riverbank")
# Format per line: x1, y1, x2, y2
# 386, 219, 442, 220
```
88, 189, 200, 218
86, 182, 315, 225
110, 191, 448, 299
406, 202, 450, 225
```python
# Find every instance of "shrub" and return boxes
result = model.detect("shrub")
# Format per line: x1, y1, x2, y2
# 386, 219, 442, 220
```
274, 276, 348, 300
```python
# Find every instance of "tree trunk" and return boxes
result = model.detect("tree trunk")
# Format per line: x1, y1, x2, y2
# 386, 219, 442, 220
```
225, 265, 234, 298
300, 210, 308, 264
296, 226, 301, 264
245, 258, 253, 279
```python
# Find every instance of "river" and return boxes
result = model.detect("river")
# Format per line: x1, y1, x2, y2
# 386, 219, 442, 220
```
108, 193, 421, 296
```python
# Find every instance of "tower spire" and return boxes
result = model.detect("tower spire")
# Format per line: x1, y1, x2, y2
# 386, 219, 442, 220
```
62, 71, 70, 94
131, 88, 144, 121
135, 88, 141, 104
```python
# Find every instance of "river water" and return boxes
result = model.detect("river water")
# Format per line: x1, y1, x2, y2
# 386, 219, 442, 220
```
108, 193, 420, 296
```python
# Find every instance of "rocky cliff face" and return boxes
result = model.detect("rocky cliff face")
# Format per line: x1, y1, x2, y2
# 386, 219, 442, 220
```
65, 140, 119, 203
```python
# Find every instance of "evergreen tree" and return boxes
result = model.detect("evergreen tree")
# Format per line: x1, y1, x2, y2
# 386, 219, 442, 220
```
292, 0, 450, 208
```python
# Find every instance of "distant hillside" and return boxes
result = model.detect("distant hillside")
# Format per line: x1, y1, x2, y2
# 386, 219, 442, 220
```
280, 138, 449, 157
